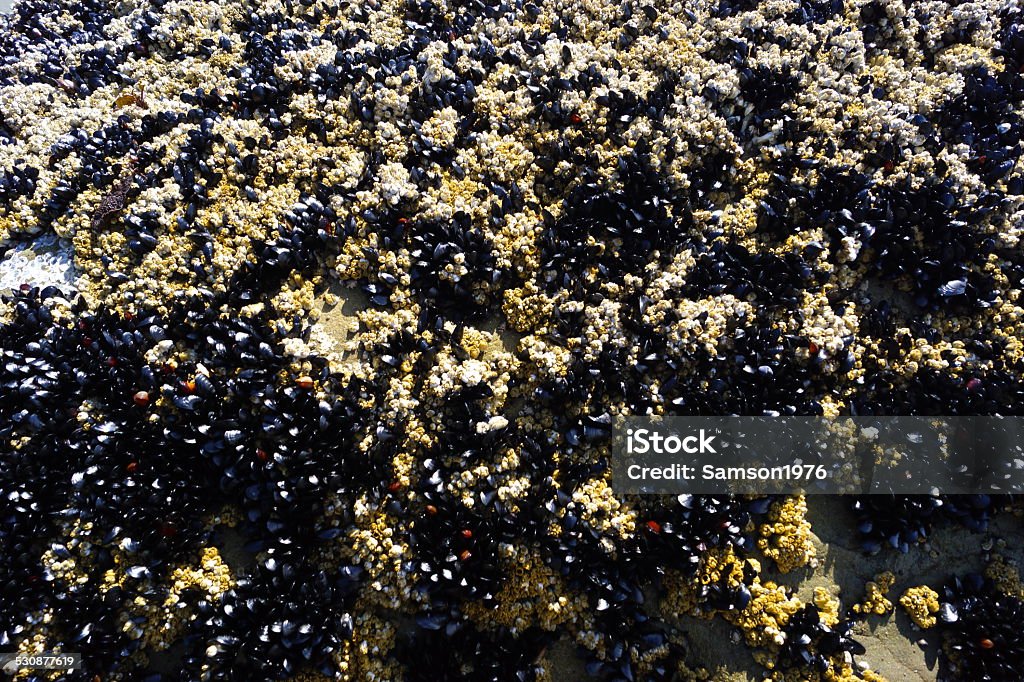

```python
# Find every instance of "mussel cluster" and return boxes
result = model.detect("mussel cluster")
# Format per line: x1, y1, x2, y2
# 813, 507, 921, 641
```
850, 495, 999, 555
0, 285, 377, 677
934, 574, 1024, 681
0, 0, 1023, 679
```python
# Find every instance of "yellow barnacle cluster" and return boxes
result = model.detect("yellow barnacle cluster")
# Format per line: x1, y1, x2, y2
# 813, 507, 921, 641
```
347, 496, 413, 612
757, 495, 816, 574
662, 546, 756, 619
565, 476, 637, 539
464, 548, 583, 632
773, 664, 889, 682
985, 554, 1024, 600
899, 585, 941, 630
728, 580, 804, 659
332, 610, 402, 681
852, 572, 896, 617
120, 547, 236, 652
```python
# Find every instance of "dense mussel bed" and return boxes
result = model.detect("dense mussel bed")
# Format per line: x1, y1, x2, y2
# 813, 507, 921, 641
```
1, 0, 1024, 679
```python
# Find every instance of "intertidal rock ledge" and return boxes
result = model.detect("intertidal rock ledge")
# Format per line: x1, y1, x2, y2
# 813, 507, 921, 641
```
1, 0, 1023, 680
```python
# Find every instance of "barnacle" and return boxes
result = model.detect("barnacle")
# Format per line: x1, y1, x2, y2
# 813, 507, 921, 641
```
757, 496, 816, 574
900, 585, 941, 630
852, 572, 896, 617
